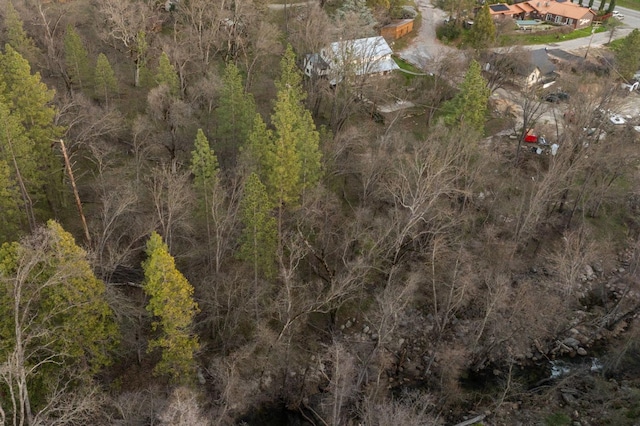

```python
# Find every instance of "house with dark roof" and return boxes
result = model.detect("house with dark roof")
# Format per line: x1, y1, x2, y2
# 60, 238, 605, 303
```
517, 49, 557, 87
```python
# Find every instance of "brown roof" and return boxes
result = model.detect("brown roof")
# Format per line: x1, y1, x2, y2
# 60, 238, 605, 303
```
526, 0, 594, 20
515, 2, 535, 12
382, 19, 414, 28
488, 2, 535, 16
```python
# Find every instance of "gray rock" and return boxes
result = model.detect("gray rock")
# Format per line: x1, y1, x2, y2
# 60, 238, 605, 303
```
345, 320, 352, 328
363, 325, 370, 334
563, 337, 581, 349
584, 264, 594, 278
562, 392, 578, 406
577, 347, 587, 356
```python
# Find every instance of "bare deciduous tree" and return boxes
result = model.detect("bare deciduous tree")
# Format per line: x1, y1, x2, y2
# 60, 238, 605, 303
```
147, 165, 194, 251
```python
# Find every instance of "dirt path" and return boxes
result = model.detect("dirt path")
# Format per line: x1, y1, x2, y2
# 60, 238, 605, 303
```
397, 0, 460, 71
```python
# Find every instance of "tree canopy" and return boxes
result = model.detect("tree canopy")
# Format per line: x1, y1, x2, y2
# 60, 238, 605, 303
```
142, 232, 200, 381
0, 220, 119, 422
440, 59, 490, 134
469, 4, 496, 49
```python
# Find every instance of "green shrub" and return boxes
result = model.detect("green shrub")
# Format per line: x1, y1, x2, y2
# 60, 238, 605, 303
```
544, 412, 571, 426
436, 22, 462, 41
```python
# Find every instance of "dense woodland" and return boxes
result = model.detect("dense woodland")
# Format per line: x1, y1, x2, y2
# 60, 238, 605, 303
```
1, 0, 640, 424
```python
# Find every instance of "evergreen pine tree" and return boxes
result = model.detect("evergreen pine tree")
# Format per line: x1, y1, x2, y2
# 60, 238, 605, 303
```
266, 45, 322, 207
215, 62, 257, 149
469, 4, 496, 49
94, 53, 118, 106
4, 1, 39, 62
142, 232, 199, 381
155, 52, 180, 96
190, 129, 219, 265
0, 44, 63, 219
238, 172, 277, 319
441, 60, 490, 134
0, 159, 21, 243
64, 25, 91, 90
614, 29, 640, 79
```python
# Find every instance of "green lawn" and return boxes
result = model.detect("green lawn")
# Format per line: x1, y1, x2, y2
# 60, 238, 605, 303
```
499, 25, 607, 46
616, 0, 640, 10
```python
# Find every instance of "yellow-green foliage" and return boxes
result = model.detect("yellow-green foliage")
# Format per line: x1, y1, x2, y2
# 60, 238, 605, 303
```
0, 221, 119, 409
247, 45, 323, 208
142, 232, 200, 381
0, 45, 64, 224
155, 52, 180, 96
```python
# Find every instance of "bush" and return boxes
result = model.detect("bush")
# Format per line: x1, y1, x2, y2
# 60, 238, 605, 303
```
436, 22, 462, 42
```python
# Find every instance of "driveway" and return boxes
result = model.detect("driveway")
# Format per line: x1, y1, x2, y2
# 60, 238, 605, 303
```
397, 0, 459, 71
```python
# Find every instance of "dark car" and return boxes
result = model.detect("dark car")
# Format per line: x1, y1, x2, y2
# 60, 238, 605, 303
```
544, 92, 570, 103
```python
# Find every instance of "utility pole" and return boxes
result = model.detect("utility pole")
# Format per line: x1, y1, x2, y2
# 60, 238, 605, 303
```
584, 26, 596, 59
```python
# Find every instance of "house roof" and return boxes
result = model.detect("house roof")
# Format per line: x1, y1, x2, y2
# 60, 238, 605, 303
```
305, 53, 329, 70
489, 4, 510, 12
325, 36, 399, 84
515, 2, 535, 12
328, 36, 394, 61
525, 0, 594, 20
516, 49, 556, 76
488, 2, 533, 16
382, 19, 414, 29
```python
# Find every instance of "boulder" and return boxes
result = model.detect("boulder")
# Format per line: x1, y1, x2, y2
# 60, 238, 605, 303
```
584, 264, 595, 279
563, 337, 581, 349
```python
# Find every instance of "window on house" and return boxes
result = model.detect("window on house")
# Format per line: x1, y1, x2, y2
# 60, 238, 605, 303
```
555, 15, 562, 23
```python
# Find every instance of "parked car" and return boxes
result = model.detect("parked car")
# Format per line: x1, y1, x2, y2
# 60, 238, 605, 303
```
544, 92, 570, 103
612, 10, 624, 19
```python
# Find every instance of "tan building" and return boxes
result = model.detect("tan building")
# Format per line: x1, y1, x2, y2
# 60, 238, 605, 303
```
381, 19, 415, 40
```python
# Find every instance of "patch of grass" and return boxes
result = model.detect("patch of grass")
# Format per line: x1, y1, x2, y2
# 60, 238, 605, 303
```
616, 0, 640, 11
607, 37, 625, 50
499, 25, 607, 46
544, 412, 572, 426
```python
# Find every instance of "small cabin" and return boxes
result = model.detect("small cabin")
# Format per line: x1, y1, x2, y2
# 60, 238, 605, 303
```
381, 19, 414, 40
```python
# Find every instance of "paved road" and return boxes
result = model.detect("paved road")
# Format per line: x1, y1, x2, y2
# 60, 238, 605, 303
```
398, 0, 640, 67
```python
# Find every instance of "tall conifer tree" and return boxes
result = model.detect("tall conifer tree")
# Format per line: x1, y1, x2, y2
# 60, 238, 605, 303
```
4, 2, 38, 62
0, 45, 63, 223
155, 52, 180, 96
215, 62, 256, 148
469, 4, 496, 49
94, 53, 118, 106
238, 173, 277, 318
441, 60, 490, 134
64, 25, 91, 90
142, 232, 200, 381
